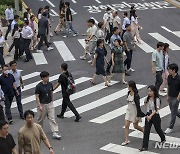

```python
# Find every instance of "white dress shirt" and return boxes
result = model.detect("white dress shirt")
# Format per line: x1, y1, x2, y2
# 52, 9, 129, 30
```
9, 69, 22, 88
22, 26, 33, 39
5, 8, 14, 20
122, 17, 130, 31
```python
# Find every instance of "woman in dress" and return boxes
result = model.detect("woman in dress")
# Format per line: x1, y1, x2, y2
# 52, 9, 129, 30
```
139, 85, 166, 151
108, 39, 126, 84
122, 81, 145, 146
130, 9, 142, 44
91, 39, 109, 87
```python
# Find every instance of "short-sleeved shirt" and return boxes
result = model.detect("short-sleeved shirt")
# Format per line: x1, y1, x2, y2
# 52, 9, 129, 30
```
113, 16, 121, 28
123, 31, 133, 50
0, 133, 16, 154
0, 73, 15, 95
97, 29, 104, 39
9, 69, 22, 88
122, 17, 130, 30
18, 123, 47, 154
152, 50, 163, 71
35, 82, 53, 104
110, 34, 121, 49
90, 25, 97, 42
145, 97, 161, 113
168, 74, 180, 98
0, 36, 5, 47
65, 8, 72, 21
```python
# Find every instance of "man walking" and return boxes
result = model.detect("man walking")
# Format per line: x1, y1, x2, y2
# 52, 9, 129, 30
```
152, 42, 164, 93
164, 63, 180, 134
0, 120, 17, 154
54, 63, 81, 122
5, 3, 14, 40
9, 61, 24, 119
18, 110, 54, 154
121, 11, 130, 39
0, 65, 19, 124
37, 12, 53, 53
35, 71, 61, 140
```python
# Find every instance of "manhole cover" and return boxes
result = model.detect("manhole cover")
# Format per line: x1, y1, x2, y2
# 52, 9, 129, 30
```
71, 70, 89, 76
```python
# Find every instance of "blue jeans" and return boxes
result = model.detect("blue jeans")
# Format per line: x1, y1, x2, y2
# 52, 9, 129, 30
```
66, 21, 78, 34
14, 87, 23, 117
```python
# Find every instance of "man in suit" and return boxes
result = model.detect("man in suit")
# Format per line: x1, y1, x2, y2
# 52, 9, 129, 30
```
36, 12, 53, 53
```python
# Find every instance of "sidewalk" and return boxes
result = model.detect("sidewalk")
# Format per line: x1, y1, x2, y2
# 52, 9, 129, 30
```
165, 0, 180, 8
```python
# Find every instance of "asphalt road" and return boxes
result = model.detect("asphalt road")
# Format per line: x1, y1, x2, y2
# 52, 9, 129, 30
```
7, 0, 180, 154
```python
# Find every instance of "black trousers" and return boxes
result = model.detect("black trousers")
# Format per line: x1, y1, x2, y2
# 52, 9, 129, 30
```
60, 95, 79, 117
105, 23, 113, 43
155, 71, 163, 92
23, 39, 32, 61
0, 47, 5, 67
0, 105, 5, 121
124, 50, 133, 70
5, 20, 13, 40
8, 41, 15, 53
14, 38, 21, 60
142, 113, 165, 149
37, 34, 49, 50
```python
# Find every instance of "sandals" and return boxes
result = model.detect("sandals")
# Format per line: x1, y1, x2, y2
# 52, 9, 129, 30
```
121, 141, 130, 146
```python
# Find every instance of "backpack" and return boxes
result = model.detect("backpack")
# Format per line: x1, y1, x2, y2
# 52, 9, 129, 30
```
63, 73, 76, 95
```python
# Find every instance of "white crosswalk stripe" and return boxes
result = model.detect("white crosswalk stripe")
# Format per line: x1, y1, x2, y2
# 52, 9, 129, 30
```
161, 26, 180, 38
22, 72, 40, 80
135, 40, 154, 53
32, 53, 48, 65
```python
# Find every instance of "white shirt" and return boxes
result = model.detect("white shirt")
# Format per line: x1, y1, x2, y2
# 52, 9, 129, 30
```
13, 31, 20, 39
22, 26, 33, 39
11, 20, 17, 30
9, 69, 22, 88
122, 17, 130, 30
113, 16, 121, 28
0, 36, 5, 47
90, 25, 97, 42
38, 13, 42, 20
97, 29, 104, 39
103, 12, 113, 29
5, 8, 14, 20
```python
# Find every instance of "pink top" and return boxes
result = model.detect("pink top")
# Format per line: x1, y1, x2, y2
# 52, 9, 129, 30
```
29, 20, 34, 32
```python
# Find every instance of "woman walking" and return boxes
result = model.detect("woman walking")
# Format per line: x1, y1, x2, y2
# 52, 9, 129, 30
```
139, 85, 166, 151
108, 39, 126, 84
122, 81, 145, 146
91, 39, 109, 87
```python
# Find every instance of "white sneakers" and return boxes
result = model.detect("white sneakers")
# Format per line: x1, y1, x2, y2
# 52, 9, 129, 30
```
128, 68, 135, 72
63, 35, 67, 38
53, 132, 61, 140
36, 50, 43, 53
73, 33, 78, 37
47, 47, 54, 51
80, 56, 86, 60
164, 128, 173, 134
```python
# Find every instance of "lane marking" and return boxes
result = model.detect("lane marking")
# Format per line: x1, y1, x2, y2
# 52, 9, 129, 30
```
46, 0, 55, 7
89, 84, 146, 124
22, 72, 40, 80
90, 17, 99, 25
135, 40, 154, 53
11, 77, 91, 108
95, 0, 101, 3
71, 0, 77, 3
161, 26, 180, 38
64, 85, 146, 118
32, 81, 118, 112
78, 39, 86, 49
100, 143, 159, 154
54, 41, 76, 61
50, 9, 59, 16
32, 53, 48, 65
149, 33, 180, 50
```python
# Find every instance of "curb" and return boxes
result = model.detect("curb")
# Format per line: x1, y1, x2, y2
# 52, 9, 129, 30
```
165, 0, 180, 8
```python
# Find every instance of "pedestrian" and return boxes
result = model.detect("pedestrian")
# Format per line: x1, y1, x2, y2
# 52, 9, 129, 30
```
0, 120, 17, 154
35, 71, 61, 140
164, 63, 180, 134
36, 12, 53, 53
96, 22, 105, 40
108, 39, 126, 84
121, 11, 130, 40
18, 110, 54, 154
0, 30, 5, 68
54, 0, 66, 34
103, 7, 113, 44
90, 39, 110, 87
152, 42, 164, 93
130, 9, 142, 44
112, 10, 121, 31
63, 2, 79, 38
7, 15, 20, 56
5, 3, 14, 40
23, 8, 32, 20
29, 15, 37, 50
121, 81, 145, 146
37, 7, 43, 20
0, 87, 5, 120
9, 61, 24, 119
139, 85, 166, 151
160, 43, 170, 92
53, 63, 81, 122
22, 20, 33, 62
123, 24, 135, 73
0, 65, 19, 124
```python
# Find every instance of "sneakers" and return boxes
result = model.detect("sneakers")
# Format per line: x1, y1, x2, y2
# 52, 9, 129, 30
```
57, 114, 64, 119
164, 128, 173, 134
63, 35, 67, 38
53, 132, 61, 140
73, 33, 78, 37
8, 119, 13, 125
80, 56, 87, 60
121, 141, 130, 146
47, 47, 54, 51
75, 116, 82, 122
36, 49, 43, 53
128, 68, 135, 72
88, 60, 93, 64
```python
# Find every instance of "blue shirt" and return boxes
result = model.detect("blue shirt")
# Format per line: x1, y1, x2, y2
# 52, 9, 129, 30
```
110, 34, 121, 49
0, 73, 15, 95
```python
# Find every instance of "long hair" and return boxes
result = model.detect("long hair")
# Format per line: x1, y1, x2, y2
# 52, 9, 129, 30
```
128, 81, 138, 94
146, 85, 160, 111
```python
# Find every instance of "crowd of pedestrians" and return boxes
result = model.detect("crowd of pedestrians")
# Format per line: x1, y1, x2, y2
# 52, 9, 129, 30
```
0, 1, 179, 153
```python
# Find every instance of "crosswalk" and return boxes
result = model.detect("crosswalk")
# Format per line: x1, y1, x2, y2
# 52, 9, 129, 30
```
27, 26, 179, 65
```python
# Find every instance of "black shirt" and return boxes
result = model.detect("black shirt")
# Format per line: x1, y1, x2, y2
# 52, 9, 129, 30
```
0, 133, 16, 154
35, 82, 53, 104
0, 73, 15, 95
66, 8, 72, 21
168, 74, 180, 97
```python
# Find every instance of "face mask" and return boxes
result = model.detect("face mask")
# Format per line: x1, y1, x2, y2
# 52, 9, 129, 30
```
4, 70, 9, 75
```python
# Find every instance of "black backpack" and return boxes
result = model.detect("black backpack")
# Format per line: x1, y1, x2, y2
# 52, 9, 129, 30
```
63, 73, 76, 95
